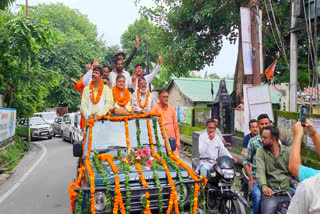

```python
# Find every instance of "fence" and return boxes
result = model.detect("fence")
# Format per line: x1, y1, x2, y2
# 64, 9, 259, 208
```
0, 108, 17, 146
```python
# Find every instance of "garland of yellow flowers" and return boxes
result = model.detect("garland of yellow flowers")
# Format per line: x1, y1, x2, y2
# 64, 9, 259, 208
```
113, 174, 126, 214
135, 163, 151, 214
137, 89, 150, 109
89, 81, 104, 104
125, 119, 131, 151
112, 86, 131, 107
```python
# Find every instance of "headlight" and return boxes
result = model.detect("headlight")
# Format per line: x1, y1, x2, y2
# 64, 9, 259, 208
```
222, 169, 235, 179
175, 184, 188, 202
94, 192, 106, 211
32, 128, 38, 131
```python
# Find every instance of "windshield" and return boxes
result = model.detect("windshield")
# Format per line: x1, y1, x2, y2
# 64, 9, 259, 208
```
30, 117, 46, 126
41, 113, 57, 120
84, 117, 165, 157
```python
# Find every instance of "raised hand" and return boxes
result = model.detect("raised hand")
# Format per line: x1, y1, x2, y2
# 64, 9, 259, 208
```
136, 35, 140, 48
158, 53, 163, 65
70, 78, 77, 84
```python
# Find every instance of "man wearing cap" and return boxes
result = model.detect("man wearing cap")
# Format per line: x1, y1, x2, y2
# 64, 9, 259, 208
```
114, 35, 140, 70
131, 53, 163, 91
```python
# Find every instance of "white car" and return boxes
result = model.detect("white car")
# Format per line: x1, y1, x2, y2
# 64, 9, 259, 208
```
61, 112, 83, 143
34, 112, 57, 125
17, 117, 53, 140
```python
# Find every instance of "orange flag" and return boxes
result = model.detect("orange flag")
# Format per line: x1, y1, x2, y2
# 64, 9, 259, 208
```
265, 58, 278, 80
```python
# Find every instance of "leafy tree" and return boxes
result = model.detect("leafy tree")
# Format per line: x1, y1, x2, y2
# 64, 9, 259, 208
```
29, 3, 114, 111
209, 73, 221, 79
0, 0, 16, 10
0, 10, 59, 118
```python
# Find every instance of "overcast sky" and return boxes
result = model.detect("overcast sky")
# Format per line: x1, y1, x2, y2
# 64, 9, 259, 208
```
14, 0, 237, 78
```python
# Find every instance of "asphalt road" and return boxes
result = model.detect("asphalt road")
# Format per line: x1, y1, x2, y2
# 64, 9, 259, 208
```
0, 136, 77, 214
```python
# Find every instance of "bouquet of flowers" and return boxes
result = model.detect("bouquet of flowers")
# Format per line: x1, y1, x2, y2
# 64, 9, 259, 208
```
123, 147, 154, 170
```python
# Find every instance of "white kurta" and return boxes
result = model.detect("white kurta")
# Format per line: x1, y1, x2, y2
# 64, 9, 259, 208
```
131, 90, 156, 112
109, 70, 131, 88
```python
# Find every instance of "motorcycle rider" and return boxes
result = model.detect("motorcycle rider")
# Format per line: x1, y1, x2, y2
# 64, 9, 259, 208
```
197, 119, 235, 178
256, 125, 292, 214
243, 114, 271, 214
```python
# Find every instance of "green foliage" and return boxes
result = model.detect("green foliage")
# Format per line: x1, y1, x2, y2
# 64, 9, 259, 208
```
0, 10, 59, 118
0, 0, 15, 10
151, 161, 163, 214
136, 119, 142, 149
0, 135, 29, 171
178, 124, 203, 137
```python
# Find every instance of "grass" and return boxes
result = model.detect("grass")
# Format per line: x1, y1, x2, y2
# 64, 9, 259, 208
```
178, 123, 203, 137
0, 135, 30, 172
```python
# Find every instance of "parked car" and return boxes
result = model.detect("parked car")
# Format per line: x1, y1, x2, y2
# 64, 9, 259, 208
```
17, 117, 53, 140
34, 112, 57, 125
61, 112, 83, 143
52, 116, 62, 137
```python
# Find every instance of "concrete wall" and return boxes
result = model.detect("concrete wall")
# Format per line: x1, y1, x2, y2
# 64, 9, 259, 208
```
168, 84, 194, 108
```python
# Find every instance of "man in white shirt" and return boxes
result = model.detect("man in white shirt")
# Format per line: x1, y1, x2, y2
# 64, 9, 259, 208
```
109, 58, 131, 88
82, 59, 100, 86
131, 53, 163, 91
80, 67, 112, 120
132, 77, 156, 113
197, 119, 234, 177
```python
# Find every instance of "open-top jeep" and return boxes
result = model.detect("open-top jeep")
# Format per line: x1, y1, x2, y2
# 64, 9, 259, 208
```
68, 113, 206, 214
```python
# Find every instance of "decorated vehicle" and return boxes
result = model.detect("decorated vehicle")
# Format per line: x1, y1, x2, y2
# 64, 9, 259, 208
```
68, 112, 207, 214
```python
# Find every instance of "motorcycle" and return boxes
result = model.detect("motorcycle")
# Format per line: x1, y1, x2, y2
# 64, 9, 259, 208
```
203, 156, 250, 214
240, 167, 297, 214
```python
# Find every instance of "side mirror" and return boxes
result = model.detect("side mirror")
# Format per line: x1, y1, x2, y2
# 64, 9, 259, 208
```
169, 137, 176, 152
66, 120, 71, 124
73, 141, 83, 157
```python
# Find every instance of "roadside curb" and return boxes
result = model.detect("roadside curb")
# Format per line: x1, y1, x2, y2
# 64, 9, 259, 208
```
0, 174, 10, 185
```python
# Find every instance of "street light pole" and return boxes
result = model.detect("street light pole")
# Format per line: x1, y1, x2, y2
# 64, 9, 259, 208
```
289, 0, 298, 112
26, 0, 28, 16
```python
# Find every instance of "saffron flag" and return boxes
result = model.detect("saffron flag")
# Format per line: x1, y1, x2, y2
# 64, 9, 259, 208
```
265, 58, 278, 80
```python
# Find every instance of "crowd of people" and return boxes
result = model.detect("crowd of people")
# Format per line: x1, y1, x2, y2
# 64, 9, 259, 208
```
70, 39, 181, 155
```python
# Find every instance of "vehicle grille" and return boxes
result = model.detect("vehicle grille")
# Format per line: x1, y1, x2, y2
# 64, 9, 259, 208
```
39, 127, 49, 131
120, 186, 171, 212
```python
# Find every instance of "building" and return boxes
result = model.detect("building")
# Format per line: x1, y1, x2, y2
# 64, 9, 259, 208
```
166, 78, 234, 108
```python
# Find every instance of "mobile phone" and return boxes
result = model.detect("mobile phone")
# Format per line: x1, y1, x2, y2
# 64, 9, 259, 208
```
299, 105, 308, 127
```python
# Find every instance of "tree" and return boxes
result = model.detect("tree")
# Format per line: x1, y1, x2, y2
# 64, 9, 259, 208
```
29, 4, 115, 111
0, 0, 16, 10
209, 73, 221, 79
0, 10, 59, 118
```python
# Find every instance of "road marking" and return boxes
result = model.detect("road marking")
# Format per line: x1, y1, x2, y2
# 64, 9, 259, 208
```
0, 142, 47, 204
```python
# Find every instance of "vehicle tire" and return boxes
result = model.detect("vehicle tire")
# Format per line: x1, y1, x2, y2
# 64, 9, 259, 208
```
70, 133, 74, 144
53, 132, 56, 137
48, 135, 53, 139
218, 198, 242, 214
61, 131, 65, 141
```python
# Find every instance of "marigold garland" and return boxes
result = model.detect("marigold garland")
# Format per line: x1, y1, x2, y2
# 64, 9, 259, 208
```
112, 86, 130, 107
89, 81, 104, 104
98, 154, 118, 173
137, 89, 150, 109
125, 119, 131, 151
68, 112, 207, 214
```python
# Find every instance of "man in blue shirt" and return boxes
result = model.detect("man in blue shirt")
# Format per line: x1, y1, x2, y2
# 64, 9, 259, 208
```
242, 119, 259, 156
289, 120, 320, 182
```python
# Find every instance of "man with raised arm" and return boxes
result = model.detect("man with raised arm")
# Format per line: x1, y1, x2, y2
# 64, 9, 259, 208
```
109, 58, 131, 88
80, 67, 112, 120
114, 35, 140, 70
131, 53, 163, 91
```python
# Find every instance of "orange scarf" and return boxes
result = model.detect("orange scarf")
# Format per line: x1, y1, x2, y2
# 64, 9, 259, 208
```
137, 89, 150, 109
89, 81, 104, 104
112, 86, 130, 107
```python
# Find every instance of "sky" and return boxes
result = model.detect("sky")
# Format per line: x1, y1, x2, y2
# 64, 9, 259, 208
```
14, 0, 238, 78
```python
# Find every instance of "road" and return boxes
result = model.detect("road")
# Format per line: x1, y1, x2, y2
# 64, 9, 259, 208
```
0, 136, 77, 214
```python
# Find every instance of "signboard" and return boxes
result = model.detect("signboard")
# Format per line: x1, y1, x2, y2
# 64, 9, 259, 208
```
307, 118, 320, 147
243, 85, 273, 134
240, 7, 263, 75
0, 108, 17, 145
177, 106, 193, 125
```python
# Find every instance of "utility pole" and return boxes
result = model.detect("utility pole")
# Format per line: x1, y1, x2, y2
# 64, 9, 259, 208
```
26, 0, 28, 16
250, 0, 261, 86
314, 0, 319, 113
289, 0, 298, 112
